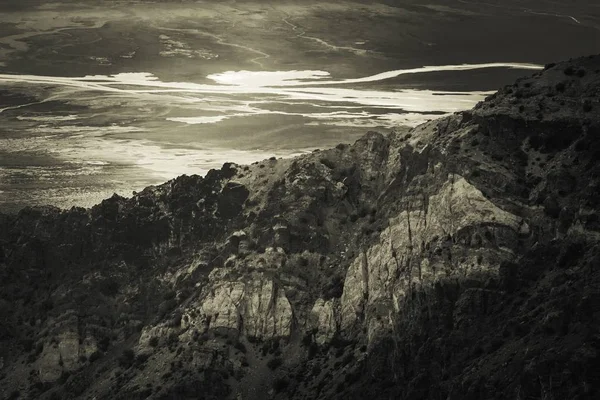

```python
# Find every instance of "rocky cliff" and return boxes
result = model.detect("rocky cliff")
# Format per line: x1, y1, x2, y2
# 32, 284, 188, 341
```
1, 55, 599, 400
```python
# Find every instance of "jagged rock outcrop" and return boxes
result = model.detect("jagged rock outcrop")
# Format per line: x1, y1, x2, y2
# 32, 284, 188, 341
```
310, 299, 339, 345
0, 55, 599, 400
182, 269, 294, 339
341, 174, 529, 339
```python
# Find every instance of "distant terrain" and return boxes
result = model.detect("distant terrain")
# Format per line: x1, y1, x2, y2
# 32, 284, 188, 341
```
1, 0, 599, 211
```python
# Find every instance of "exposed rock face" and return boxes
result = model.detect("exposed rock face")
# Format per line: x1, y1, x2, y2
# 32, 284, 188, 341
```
1, 56, 600, 400
341, 174, 527, 339
310, 299, 338, 345
182, 271, 294, 339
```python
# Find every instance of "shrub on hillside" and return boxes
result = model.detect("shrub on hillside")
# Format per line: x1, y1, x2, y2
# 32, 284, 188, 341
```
98, 336, 110, 352
564, 66, 575, 76
273, 378, 289, 393
320, 158, 336, 169
234, 341, 247, 353
267, 357, 283, 370
89, 351, 102, 363
118, 349, 135, 368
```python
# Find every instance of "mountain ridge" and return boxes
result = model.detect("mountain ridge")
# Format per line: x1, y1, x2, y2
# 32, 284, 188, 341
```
1, 54, 599, 400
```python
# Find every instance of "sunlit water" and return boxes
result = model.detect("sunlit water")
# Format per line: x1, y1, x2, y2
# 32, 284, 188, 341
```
0, 63, 542, 212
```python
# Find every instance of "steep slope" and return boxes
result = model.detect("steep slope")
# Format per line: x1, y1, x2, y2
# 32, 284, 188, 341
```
1, 55, 599, 400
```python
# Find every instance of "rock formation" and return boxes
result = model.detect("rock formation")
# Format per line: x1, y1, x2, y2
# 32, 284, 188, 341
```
0, 55, 599, 400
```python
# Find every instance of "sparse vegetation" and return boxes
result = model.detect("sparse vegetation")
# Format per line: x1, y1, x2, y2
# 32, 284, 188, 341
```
118, 349, 135, 368
89, 351, 102, 363
267, 357, 283, 370
234, 341, 247, 353
320, 158, 336, 169
273, 378, 289, 393
1, 55, 599, 400
564, 66, 575, 76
